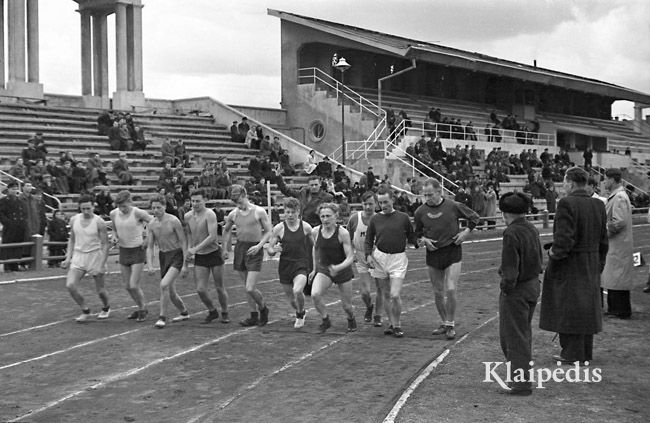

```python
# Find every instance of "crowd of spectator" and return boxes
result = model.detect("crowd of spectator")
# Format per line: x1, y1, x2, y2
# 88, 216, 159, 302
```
98, 111, 148, 151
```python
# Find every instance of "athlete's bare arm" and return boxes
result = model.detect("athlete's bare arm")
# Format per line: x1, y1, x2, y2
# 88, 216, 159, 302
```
188, 211, 218, 256
146, 223, 156, 274
266, 223, 285, 256
95, 218, 110, 275
221, 210, 236, 259
246, 207, 273, 256
61, 215, 76, 269
172, 217, 189, 276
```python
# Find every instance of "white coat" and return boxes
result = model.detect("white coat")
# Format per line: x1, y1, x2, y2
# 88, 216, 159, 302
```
601, 186, 634, 290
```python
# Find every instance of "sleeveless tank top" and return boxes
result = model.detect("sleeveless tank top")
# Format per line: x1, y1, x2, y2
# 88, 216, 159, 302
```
315, 225, 346, 267
280, 221, 310, 263
73, 214, 101, 253
114, 207, 145, 247
233, 206, 263, 242
352, 211, 369, 251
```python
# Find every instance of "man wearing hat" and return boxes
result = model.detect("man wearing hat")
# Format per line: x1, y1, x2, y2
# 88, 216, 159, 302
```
497, 192, 543, 395
0, 182, 28, 272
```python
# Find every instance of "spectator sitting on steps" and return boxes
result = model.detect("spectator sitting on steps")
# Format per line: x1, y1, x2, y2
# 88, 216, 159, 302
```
112, 152, 134, 185
304, 150, 317, 175
315, 156, 333, 179
9, 158, 28, 181
273, 167, 333, 227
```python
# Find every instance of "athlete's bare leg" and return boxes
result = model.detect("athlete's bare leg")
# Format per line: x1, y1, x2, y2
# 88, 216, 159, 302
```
210, 265, 229, 313
194, 266, 217, 312
311, 273, 333, 318
238, 270, 265, 310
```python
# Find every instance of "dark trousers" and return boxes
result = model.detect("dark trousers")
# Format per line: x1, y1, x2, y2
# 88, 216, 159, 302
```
559, 333, 593, 362
499, 279, 539, 390
606, 289, 631, 318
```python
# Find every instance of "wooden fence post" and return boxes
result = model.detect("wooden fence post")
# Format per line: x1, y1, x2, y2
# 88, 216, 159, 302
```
542, 210, 549, 229
31, 234, 44, 271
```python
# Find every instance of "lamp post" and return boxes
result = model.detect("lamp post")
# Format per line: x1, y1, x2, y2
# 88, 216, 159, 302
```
334, 57, 351, 164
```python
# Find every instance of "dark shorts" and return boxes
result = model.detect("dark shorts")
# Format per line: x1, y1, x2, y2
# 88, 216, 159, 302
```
279, 259, 310, 285
426, 244, 462, 270
159, 249, 184, 278
119, 246, 146, 266
195, 249, 224, 268
316, 264, 354, 285
234, 241, 263, 272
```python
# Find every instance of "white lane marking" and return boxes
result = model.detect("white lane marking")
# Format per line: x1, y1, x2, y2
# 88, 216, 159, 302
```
382, 314, 499, 423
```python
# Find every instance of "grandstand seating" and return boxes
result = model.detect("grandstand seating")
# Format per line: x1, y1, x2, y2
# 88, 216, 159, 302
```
0, 103, 309, 215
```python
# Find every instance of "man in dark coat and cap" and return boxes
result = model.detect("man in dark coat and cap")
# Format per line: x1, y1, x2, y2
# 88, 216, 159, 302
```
498, 192, 543, 395
539, 167, 608, 364
0, 182, 28, 272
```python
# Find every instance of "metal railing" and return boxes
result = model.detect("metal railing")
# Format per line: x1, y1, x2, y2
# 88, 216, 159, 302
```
0, 169, 62, 212
298, 67, 380, 118
590, 165, 648, 197
340, 115, 389, 162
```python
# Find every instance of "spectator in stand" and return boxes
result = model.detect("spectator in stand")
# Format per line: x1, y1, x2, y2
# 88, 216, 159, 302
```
304, 150, 318, 175
112, 152, 134, 185
484, 182, 497, 229
40, 174, 57, 202
315, 156, 333, 179
454, 184, 472, 209
160, 161, 175, 185
70, 162, 89, 194
365, 166, 376, 191
87, 153, 107, 186
274, 168, 333, 227
29, 158, 46, 185
198, 168, 215, 199
238, 117, 250, 144
545, 182, 558, 217
259, 135, 273, 159
333, 164, 346, 184
46, 210, 68, 268
270, 136, 283, 162
214, 168, 231, 199
95, 187, 114, 217
540, 148, 551, 166
386, 105, 396, 139
9, 158, 27, 181
30, 133, 47, 161
173, 184, 187, 207
61, 160, 74, 192
491, 125, 502, 142
583, 148, 593, 169
97, 111, 114, 135
46, 158, 66, 194
0, 182, 27, 272
21, 139, 39, 171
245, 125, 258, 149
248, 156, 262, 182
174, 139, 189, 167
255, 125, 264, 148
20, 182, 46, 260
470, 184, 486, 228
278, 150, 295, 176
465, 121, 477, 141
230, 121, 241, 143
489, 110, 500, 126
161, 138, 176, 166
108, 120, 125, 151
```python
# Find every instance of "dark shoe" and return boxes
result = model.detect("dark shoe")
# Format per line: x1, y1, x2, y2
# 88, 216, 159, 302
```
127, 310, 139, 320
373, 315, 382, 327
364, 305, 374, 323
220, 312, 230, 324
319, 316, 332, 333
240, 315, 259, 327
431, 325, 447, 335
445, 326, 456, 340
347, 318, 358, 332
393, 327, 404, 338
259, 306, 269, 326
202, 309, 219, 324
384, 325, 394, 336
136, 309, 148, 322
552, 354, 581, 365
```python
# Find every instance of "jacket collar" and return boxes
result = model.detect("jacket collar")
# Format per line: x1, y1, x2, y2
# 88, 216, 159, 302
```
606, 185, 625, 200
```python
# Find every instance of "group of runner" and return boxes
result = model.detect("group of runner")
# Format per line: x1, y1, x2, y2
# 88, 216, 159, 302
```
64, 178, 480, 338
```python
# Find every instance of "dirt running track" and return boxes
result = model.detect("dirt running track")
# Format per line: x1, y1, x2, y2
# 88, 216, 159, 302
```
1, 226, 649, 423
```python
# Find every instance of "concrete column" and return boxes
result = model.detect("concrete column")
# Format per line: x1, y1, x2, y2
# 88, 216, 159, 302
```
126, 4, 143, 91
26, 0, 38, 83
92, 13, 109, 97
115, 2, 128, 91
80, 10, 92, 96
0, 0, 5, 89
8, 0, 27, 83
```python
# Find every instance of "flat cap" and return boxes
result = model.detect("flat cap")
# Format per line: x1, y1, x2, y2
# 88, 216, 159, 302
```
499, 192, 529, 214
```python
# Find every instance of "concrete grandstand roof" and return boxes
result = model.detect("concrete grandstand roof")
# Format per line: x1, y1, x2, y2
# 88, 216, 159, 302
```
269, 9, 650, 104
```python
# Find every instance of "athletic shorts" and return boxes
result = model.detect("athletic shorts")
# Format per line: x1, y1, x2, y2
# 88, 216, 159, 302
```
370, 250, 408, 280
195, 249, 224, 268
316, 264, 354, 285
234, 241, 263, 272
119, 246, 146, 266
426, 244, 462, 270
279, 259, 310, 285
354, 250, 370, 274
71, 249, 106, 275
159, 249, 184, 277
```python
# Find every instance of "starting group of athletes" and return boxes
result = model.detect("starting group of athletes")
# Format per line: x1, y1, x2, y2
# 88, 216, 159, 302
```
64, 178, 480, 338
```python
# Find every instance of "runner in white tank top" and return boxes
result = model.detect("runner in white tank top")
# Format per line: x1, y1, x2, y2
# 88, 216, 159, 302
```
346, 191, 384, 326
62, 195, 111, 323
110, 190, 153, 322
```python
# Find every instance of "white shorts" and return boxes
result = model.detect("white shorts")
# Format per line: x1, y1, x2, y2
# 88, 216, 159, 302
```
355, 250, 370, 274
370, 250, 408, 280
71, 249, 106, 275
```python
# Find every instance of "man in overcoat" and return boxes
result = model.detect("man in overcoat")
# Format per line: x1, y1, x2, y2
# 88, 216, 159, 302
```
601, 168, 634, 318
540, 167, 608, 364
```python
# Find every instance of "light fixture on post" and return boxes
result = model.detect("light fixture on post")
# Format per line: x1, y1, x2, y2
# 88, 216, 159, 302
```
334, 57, 351, 164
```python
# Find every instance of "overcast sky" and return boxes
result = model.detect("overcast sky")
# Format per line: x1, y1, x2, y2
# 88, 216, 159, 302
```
36, 0, 650, 118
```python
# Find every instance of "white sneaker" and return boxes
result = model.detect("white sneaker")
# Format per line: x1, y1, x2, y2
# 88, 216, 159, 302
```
294, 310, 306, 329
97, 308, 111, 319
75, 312, 91, 323
172, 312, 190, 322
154, 317, 166, 328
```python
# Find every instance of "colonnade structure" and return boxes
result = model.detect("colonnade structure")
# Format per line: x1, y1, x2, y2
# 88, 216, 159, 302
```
0, 0, 44, 99
75, 0, 145, 110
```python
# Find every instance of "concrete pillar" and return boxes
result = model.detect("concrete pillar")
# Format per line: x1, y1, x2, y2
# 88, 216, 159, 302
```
8, 0, 27, 83
92, 13, 108, 97
26, 0, 38, 83
115, 2, 128, 91
80, 10, 92, 96
126, 4, 143, 91
0, 0, 5, 89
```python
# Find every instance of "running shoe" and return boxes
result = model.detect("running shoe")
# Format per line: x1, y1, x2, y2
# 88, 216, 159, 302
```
294, 310, 306, 329
431, 325, 447, 335
364, 304, 374, 323
347, 317, 358, 332
127, 310, 139, 320
97, 307, 111, 320
172, 312, 190, 322
136, 309, 148, 322
319, 316, 332, 333
446, 326, 456, 340
202, 309, 220, 324
220, 312, 230, 324
75, 311, 91, 323
373, 315, 382, 327
239, 316, 259, 327
384, 325, 394, 336
154, 317, 166, 329
259, 306, 270, 326
393, 327, 404, 338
